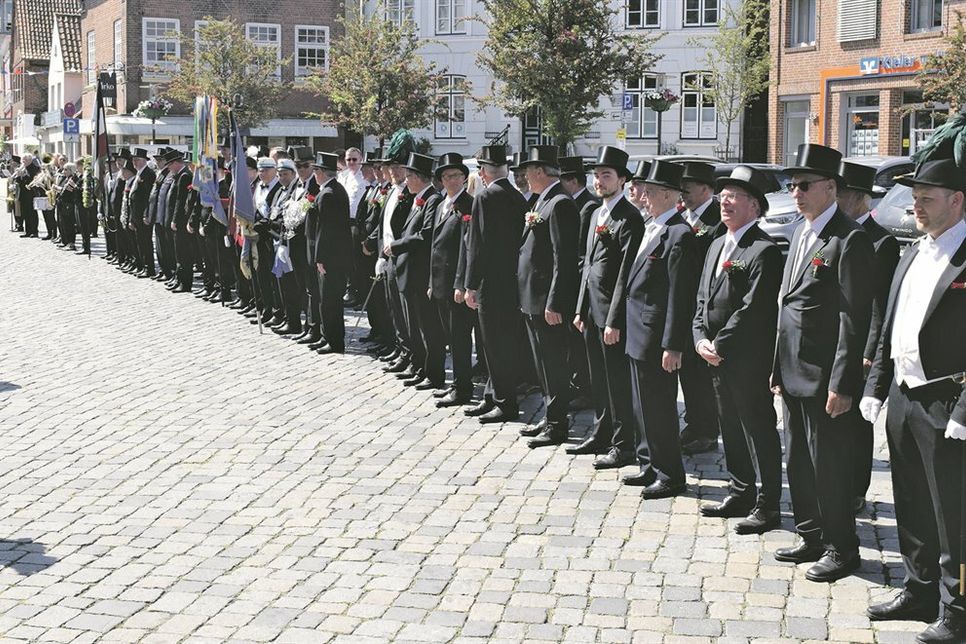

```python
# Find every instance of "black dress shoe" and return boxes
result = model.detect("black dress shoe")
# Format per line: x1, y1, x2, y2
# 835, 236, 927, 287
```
734, 508, 782, 535
519, 420, 547, 438
867, 591, 939, 623
567, 395, 593, 411
273, 324, 303, 336
414, 380, 442, 391
464, 400, 495, 417
622, 469, 655, 487
297, 333, 323, 346
379, 349, 401, 362
402, 374, 426, 387
171, 285, 192, 293
641, 480, 686, 500
681, 437, 718, 455
478, 406, 518, 424
917, 612, 966, 643
317, 345, 345, 355
384, 360, 410, 374
432, 387, 453, 399
593, 448, 635, 470
774, 541, 825, 564
307, 339, 328, 351
805, 551, 860, 583
527, 426, 568, 448
700, 494, 756, 519
566, 436, 608, 455
395, 368, 418, 380
436, 391, 472, 408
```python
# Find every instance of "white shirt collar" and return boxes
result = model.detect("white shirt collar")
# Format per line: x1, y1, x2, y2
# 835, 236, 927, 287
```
415, 185, 433, 201
573, 187, 586, 200
726, 219, 757, 245
856, 211, 872, 225
692, 197, 714, 217
602, 194, 623, 214
921, 220, 966, 257
804, 201, 837, 235
653, 206, 678, 226
444, 188, 465, 208
320, 176, 337, 189
535, 181, 560, 206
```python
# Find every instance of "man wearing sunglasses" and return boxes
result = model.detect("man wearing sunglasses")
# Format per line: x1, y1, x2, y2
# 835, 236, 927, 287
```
771, 143, 874, 583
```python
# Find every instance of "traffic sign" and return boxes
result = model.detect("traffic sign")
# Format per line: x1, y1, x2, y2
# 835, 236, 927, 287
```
615, 128, 627, 150
622, 93, 633, 111
64, 102, 76, 117
63, 117, 80, 142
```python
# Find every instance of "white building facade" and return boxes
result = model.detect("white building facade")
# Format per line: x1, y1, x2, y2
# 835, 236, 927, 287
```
364, 0, 743, 160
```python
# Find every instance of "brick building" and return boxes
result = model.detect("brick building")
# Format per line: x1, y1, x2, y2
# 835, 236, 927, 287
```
29, 0, 345, 156
769, 0, 964, 166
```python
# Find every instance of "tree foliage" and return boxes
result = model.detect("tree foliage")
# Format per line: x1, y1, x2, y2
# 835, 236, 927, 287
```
917, 10, 966, 110
690, 0, 770, 161
306, 7, 446, 143
477, 0, 661, 148
165, 18, 291, 128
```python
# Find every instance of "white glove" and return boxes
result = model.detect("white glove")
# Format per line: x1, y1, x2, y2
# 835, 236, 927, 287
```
945, 419, 966, 440
374, 257, 388, 276
859, 396, 883, 424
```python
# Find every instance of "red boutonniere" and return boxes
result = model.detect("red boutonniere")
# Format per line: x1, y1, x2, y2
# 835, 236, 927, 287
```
461, 213, 472, 223
722, 259, 746, 274
415, 197, 426, 207
306, 193, 316, 203
693, 223, 712, 236
187, 184, 194, 190
379, 187, 389, 195
810, 250, 829, 277
595, 224, 611, 238
951, 281, 966, 290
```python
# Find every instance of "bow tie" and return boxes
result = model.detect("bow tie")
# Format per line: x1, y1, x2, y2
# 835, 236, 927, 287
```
260, 184, 270, 189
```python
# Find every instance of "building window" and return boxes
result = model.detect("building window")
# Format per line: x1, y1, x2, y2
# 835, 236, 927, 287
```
87, 31, 96, 84
837, 0, 878, 42
681, 72, 717, 139
789, 0, 816, 46
436, 0, 467, 34
627, 0, 659, 28
910, 0, 942, 33
435, 75, 466, 139
295, 26, 329, 79
2, 0, 13, 34
142, 18, 180, 78
113, 20, 122, 67
386, 0, 416, 27
246, 23, 281, 77
626, 75, 660, 139
684, 0, 718, 27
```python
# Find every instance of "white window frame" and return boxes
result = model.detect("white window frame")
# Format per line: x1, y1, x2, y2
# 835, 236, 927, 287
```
626, 0, 660, 28
435, 74, 467, 140
142, 17, 180, 79
435, 0, 467, 35
245, 22, 282, 78
294, 25, 329, 80
87, 30, 96, 84
681, 72, 717, 140
684, 0, 719, 27
625, 75, 661, 139
789, 0, 816, 46
385, 0, 416, 28
910, 0, 942, 33
113, 19, 122, 67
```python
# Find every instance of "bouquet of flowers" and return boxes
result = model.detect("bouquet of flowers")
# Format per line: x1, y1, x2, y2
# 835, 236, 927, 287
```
645, 88, 679, 113
133, 97, 173, 120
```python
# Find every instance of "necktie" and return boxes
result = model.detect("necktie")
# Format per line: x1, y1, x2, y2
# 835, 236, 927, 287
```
715, 237, 736, 277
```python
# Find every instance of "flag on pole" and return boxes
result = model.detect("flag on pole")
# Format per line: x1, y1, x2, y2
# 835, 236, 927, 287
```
229, 109, 255, 224
92, 76, 109, 181
192, 95, 226, 225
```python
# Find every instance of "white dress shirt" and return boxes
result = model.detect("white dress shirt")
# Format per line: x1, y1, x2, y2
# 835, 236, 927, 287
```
441, 188, 465, 225
791, 201, 837, 276
714, 219, 757, 277
635, 206, 678, 261
381, 184, 403, 250
533, 181, 560, 211
685, 197, 714, 227
891, 220, 966, 388
254, 177, 279, 219
597, 194, 623, 226
340, 168, 366, 220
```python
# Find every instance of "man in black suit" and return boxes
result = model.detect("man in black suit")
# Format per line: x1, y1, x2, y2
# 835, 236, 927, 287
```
311, 152, 353, 354
623, 161, 700, 498
358, 150, 395, 354
464, 145, 528, 423
289, 149, 322, 345
693, 166, 784, 534
514, 146, 580, 448
428, 153, 476, 406
388, 153, 445, 388
836, 161, 901, 513
129, 150, 156, 278
570, 146, 644, 466
165, 151, 194, 293
249, 157, 283, 321
770, 143, 874, 582
860, 156, 966, 643
146, 150, 170, 281
677, 162, 724, 455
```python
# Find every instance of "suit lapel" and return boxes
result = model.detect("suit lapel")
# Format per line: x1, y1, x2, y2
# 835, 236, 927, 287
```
788, 211, 842, 293
923, 238, 966, 325
709, 228, 753, 300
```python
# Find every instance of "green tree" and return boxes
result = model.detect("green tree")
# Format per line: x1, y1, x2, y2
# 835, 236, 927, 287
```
690, 0, 770, 161
306, 7, 445, 145
917, 10, 966, 110
477, 0, 661, 150
165, 18, 291, 127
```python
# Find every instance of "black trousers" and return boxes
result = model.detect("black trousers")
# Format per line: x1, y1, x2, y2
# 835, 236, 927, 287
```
853, 414, 874, 500
280, 235, 306, 326
384, 263, 409, 356
886, 379, 965, 615
174, 227, 195, 288
477, 297, 521, 410
437, 297, 474, 396
400, 289, 426, 374
569, 326, 591, 396
155, 223, 175, 277
42, 209, 56, 239
233, 244, 253, 305
584, 323, 635, 454
711, 365, 783, 511
302, 253, 321, 329
783, 393, 858, 555
76, 205, 91, 252
134, 217, 155, 274
630, 356, 685, 484
318, 269, 346, 350
58, 205, 75, 245
679, 347, 719, 441
524, 313, 573, 425
20, 200, 38, 236
254, 237, 277, 314
402, 289, 446, 385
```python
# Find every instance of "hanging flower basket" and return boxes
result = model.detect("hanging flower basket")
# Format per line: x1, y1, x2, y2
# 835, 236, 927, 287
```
133, 97, 173, 121
645, 89, 680, 113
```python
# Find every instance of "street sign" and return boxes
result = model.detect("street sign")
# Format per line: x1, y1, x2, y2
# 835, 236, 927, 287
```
64, 102, 76, 118
616, 127, 627, 150
622, 93, 633, 111
63, 117, 80, 142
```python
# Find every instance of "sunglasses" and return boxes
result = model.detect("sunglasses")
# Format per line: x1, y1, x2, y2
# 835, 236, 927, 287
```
786, 178, 829, 192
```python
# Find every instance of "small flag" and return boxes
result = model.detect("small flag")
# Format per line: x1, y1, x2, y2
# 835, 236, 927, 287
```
229, 110, 255, 224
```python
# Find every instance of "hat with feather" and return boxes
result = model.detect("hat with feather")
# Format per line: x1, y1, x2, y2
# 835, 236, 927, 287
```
383, 129, 417, 165
897, 108, 966, 193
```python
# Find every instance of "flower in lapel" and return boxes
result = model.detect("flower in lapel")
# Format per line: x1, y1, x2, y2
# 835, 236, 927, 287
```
299, 193, 316, 213
951, 281, 966, 290
810, 250, 829, 277
461, 213, 472, 223
415, 197, 427, 208
693, 223, 713, 237
595, 224, 612, 238
721, 259, 746, 274
525, 211, 544, 228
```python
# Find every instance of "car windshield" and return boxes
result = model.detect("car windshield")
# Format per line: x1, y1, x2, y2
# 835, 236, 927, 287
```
877, 183, 913, 211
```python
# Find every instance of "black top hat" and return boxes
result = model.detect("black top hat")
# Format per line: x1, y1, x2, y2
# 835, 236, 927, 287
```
288, 146, 314, 163
435, 152, 469, 181
365, 148, 384, 164
257, 145, 270, 158
116, 148, 132, 161
559, 156, 585, 177
896, 158, 966, 193
245, 156, 258, 170
644, 159, 684, 191
152, 147, 168, 158
784, 143, 843, 182
838, 161, 876, 195
312, 152, 339, 172
478, 145, 508, 167
163, 149, 184, 163
402, 152, 435, 178
133, 148, 149, 160
10, 155, 20, 164
715, 165, 771, 215
679, 161, 715, 187
630, 160, 652, 182
517, 145, 559, 171
591, 146, 632, 180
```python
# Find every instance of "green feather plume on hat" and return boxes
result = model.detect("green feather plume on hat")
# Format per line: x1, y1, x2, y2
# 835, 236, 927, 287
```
384, 129, 415, 164
911, 107, 966, 169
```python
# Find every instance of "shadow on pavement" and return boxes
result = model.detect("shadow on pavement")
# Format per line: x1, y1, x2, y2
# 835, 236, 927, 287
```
0, 539, 58, 575
0, 382, 20, 393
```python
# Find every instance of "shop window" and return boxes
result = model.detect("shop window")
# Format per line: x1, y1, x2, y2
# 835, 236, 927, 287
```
901, 90, 949, 155
846, 94, 880, 157
789, 0, 816, 47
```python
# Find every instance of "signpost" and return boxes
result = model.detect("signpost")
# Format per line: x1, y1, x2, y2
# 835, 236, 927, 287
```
616, 128, 627, 150
64, 102, 76, 118
63, 117, 80, 142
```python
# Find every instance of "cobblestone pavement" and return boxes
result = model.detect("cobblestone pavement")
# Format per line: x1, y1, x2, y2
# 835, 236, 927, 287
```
0, 226, 921, 643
